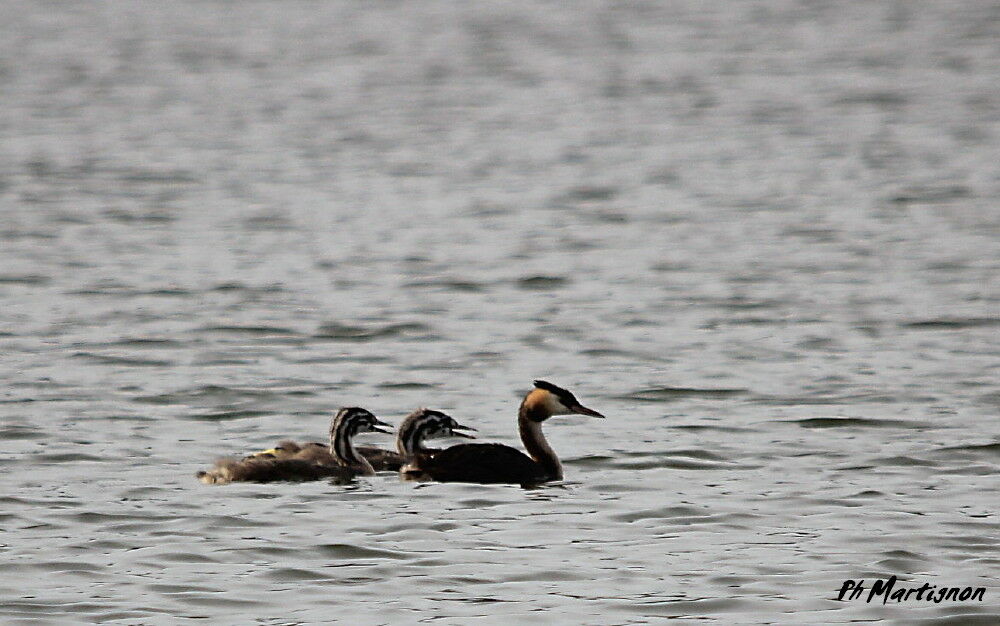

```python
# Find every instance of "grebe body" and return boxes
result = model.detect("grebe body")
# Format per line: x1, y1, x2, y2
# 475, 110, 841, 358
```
196, 407, 392, 484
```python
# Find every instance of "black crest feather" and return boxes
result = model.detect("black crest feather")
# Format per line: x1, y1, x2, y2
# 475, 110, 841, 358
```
532, 380, 578, 406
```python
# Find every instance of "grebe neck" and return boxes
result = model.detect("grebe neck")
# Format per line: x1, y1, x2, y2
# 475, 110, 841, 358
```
518, 403, 562, 480
396, 422, 429, 459
331, 427, 375, 476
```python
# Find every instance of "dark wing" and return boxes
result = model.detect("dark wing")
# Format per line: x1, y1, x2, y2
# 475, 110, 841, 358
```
291, 445, 337, 465
355, 446, 404, 472
244, 439, 312, 460
422, 443, 548, 485
197, 457, 355, 484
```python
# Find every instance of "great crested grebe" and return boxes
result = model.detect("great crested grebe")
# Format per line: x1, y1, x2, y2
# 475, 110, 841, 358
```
405, 380, 604, 485
196, 407, 393, 484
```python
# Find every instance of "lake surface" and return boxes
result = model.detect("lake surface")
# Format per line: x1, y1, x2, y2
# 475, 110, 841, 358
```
1, 1, 998, 623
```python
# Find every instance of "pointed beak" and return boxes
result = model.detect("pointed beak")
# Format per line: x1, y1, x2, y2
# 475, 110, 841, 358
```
371, 418, 394, 434
451, 423, 477, 439
571, 404, 605, 418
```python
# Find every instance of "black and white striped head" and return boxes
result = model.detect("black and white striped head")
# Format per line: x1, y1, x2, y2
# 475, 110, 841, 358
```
524, 380, 605, 421
396, 408, 476, 456
330, 407, 394, 440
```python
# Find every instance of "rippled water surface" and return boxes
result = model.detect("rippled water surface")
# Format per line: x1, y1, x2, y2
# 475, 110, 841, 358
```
2, 1, 998, 624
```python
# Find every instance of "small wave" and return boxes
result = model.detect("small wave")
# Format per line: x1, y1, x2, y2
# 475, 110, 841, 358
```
199, 325, 301, 335
291, 355, 391, 364
67, 286, 193, 297
615, 387, 746, 402
504, 569, 590, 582
403, 279, 488, 292
166, 595, 265, 608
888, 183, 971, 204
872, 455, 938, 467
611, 458, 738, 471
932, 442, 1000, 458
210, 281, 287, 294
901, 317, 1000, 329
621, 448, 727, 461
134, 384, 282, 405
611, 505, 749, 524
515, 275, 569, 290
263, 567, 333, 582
187, 409, 272, 421
376, 382, 438, 389
5, 561, 105, 574
0, 274, 50, 285
781, 417, 933, 429
32, 452, 104, 463
316, 543, 411, 560
70, 352, 173, 367
905, 616, 1000, 626
313, 321, 430, 341
577, 348, 636, 358
668, 424, 754, 433
103, 337, 185, 348
615, 597, 750, 616
114, 167, 199, 184
568, 452, 735, 471
241, 213, 296, 231
102, 209, 177, 224
753, 393, 903, 406
157, 552, 221, 564
0, 425, 45, 440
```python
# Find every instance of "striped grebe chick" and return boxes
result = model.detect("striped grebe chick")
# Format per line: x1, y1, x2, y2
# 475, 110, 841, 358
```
394, 408, 476, 480
407, 380, 604, 486
196, 407, 393, 484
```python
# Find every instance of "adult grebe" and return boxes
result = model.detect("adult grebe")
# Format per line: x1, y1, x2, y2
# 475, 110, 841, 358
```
406, 380, 604, 485
196, 407, 393, 484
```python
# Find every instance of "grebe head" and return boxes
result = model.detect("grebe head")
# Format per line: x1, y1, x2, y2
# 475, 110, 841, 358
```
528, 380, 605, 419
332, 407, 394, 438
418, 408, 477, 439
397, 408, 476, 455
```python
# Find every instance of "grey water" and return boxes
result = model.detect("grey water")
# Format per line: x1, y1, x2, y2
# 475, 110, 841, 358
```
1, 1, 998, 624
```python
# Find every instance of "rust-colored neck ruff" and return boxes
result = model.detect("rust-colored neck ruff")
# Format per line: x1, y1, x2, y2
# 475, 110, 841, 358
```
518, 395, 562, 480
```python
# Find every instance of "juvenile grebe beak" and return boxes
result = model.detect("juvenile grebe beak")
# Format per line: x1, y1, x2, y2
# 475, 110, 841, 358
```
370, 418, 394, 434
452, 423, 477, 439
570, 404, 605, 418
